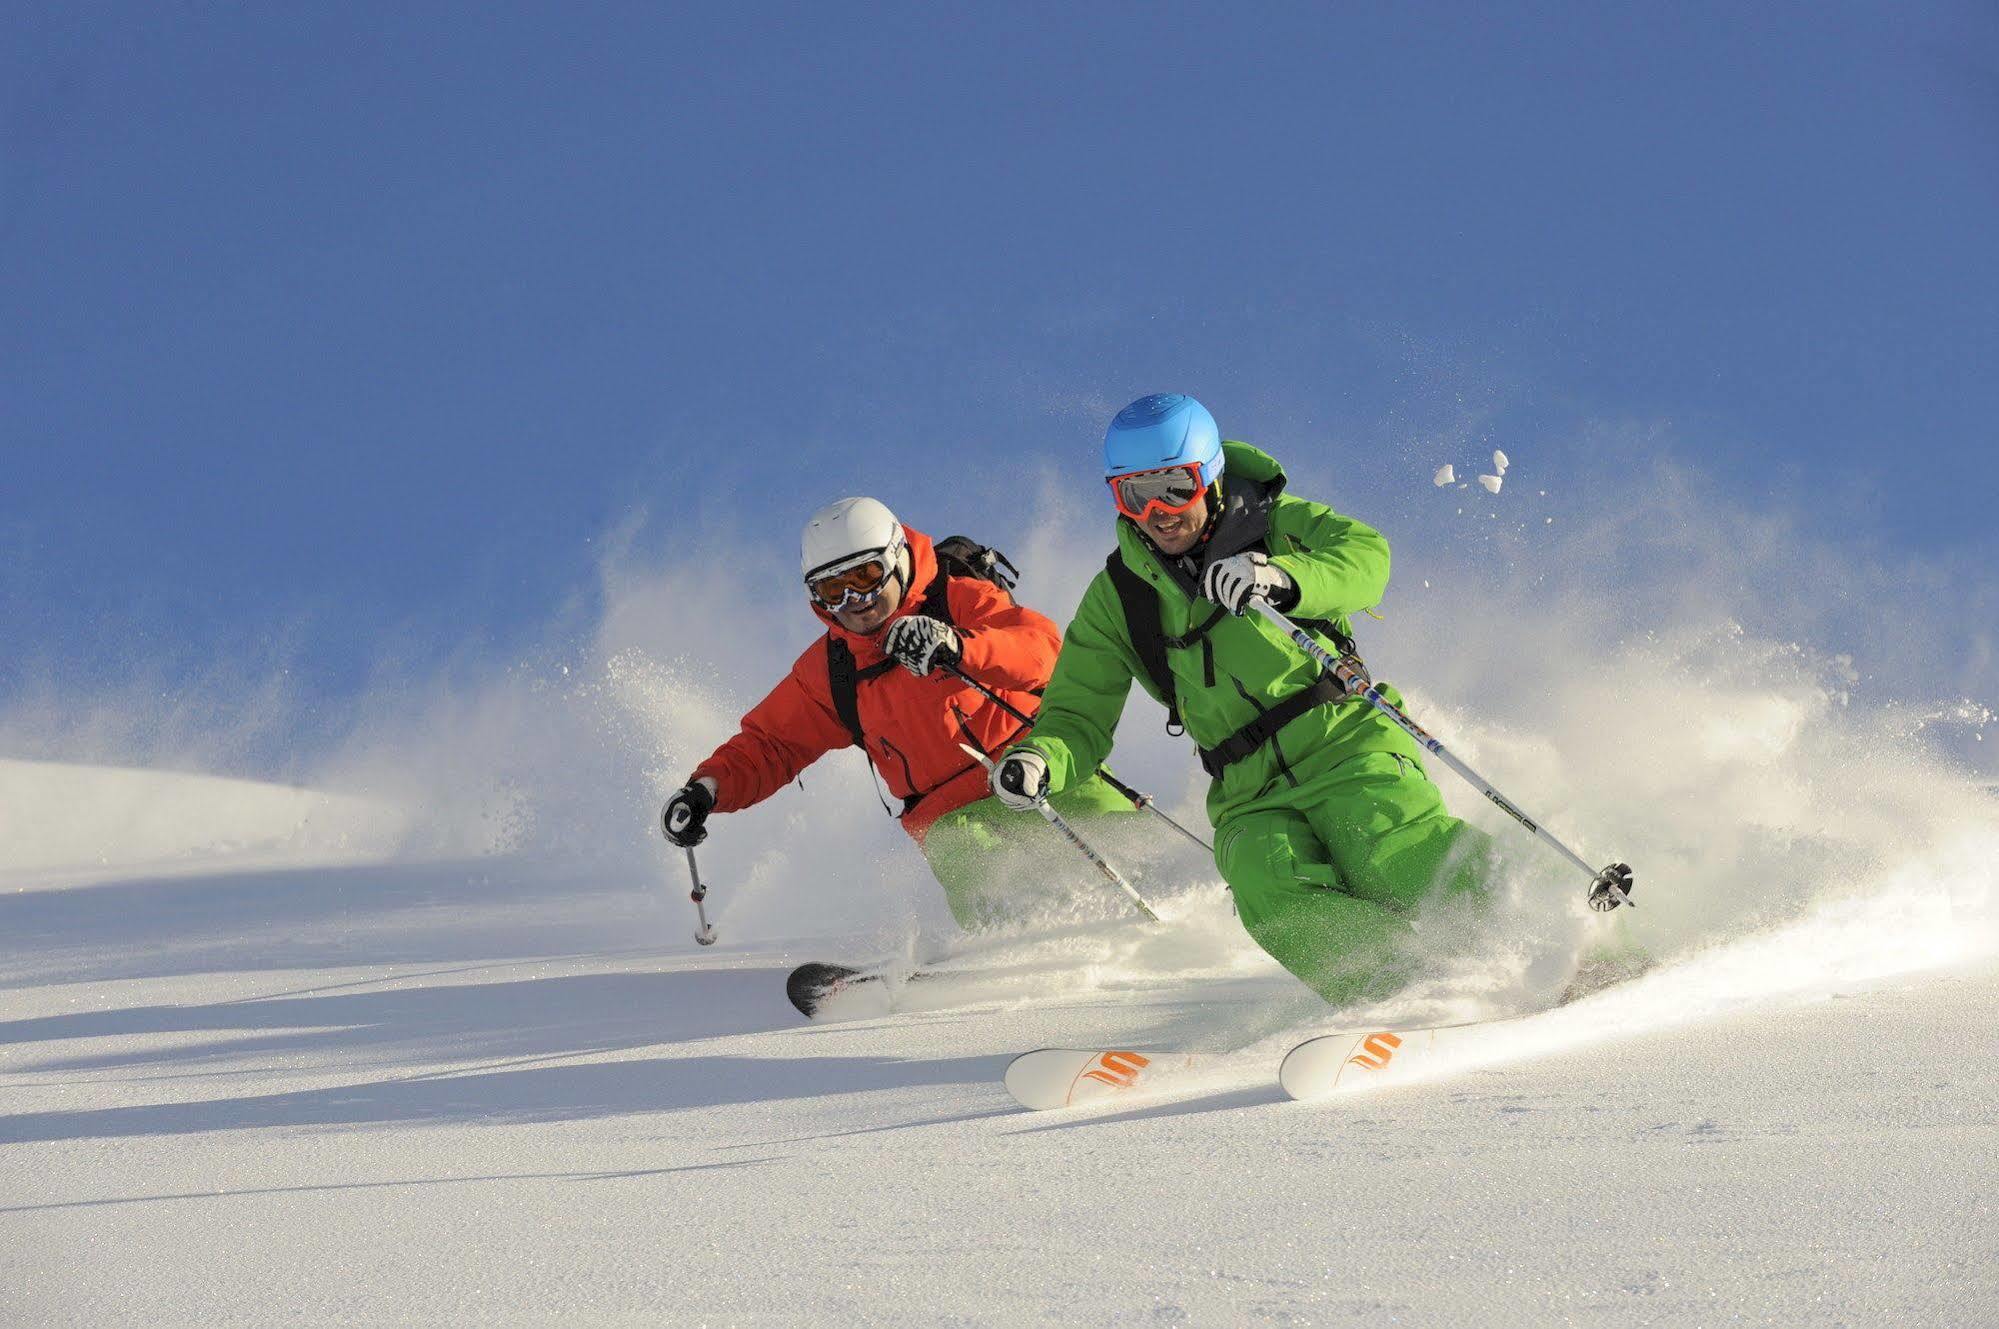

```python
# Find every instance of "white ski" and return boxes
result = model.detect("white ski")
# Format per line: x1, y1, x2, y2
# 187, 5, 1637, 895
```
1278, 1014, 1541, 1100
1280, 957, 1655, 1099
1003, 1047, 1219, 1111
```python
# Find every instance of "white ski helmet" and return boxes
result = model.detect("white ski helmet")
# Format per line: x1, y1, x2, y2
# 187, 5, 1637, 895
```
801, 497, 908, 606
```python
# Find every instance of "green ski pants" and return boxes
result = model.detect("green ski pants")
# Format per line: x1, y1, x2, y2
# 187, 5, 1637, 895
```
1214, 750, 1495, 1005
921, 773, 1135, 929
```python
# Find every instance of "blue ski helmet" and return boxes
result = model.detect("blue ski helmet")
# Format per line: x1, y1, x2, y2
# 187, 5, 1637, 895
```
1102, 393, 1223, 484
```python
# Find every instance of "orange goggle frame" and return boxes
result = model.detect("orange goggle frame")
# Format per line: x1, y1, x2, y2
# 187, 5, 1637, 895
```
1107, 462, 1209, 523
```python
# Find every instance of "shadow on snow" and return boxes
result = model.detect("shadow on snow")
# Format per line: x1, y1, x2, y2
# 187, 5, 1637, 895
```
0, 1048, 1003, 1144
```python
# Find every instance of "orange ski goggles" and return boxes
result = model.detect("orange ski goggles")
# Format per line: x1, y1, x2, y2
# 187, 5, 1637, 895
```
806, 550, 899, 610
1108, 462, 1210, 523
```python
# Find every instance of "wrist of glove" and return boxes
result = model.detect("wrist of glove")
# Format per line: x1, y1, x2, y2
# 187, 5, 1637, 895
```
990, 748, 1050, 811
882, 615, 962, 678
662, 778, 717, 847
1201, 551, 1296, 615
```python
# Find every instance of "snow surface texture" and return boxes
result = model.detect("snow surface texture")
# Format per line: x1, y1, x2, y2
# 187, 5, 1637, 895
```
1, 766, 1993, 1324
5, 485, 1998, 1324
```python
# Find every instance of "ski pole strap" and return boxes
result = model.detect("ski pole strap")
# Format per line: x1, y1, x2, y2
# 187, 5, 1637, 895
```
1197, 672, 1348, 778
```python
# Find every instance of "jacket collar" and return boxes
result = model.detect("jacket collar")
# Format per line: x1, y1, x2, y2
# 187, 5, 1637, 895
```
1116, 442, 1288, 597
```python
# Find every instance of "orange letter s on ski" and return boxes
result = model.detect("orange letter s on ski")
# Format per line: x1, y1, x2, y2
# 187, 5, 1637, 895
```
1346, 1032, 1403, 1071
1079, 1050, 1151, 1089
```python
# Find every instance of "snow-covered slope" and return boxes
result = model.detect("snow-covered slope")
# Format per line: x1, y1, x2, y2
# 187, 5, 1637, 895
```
0, 758, 406, 878
5, 485, 1995, 1323
2, 759, 1994, 1324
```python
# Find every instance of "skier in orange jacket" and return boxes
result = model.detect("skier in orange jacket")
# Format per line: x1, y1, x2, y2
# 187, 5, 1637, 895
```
660, 497, 1131, 927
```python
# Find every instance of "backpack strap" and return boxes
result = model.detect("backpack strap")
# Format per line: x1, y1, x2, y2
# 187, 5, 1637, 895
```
917, 569, 956, 628
824, 637, 868, 750
1104, 554, 1185, 735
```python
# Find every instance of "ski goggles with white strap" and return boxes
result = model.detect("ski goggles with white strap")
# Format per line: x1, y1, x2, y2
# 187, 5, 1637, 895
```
1107, 461, 1211, 523
805, 536, 905, 611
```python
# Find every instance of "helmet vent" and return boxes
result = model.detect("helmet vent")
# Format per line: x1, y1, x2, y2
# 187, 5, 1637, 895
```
1114, 393, 1186, 428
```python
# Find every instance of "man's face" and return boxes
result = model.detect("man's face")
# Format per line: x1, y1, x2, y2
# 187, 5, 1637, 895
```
831, 562, 905, 634
1141, 492, 1209, 556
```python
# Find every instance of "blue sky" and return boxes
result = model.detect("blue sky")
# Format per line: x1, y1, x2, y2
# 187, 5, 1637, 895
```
5, 2, 1996, 716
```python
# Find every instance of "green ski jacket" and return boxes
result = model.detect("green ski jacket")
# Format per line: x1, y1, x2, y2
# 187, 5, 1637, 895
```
1021, 442, 1425, 826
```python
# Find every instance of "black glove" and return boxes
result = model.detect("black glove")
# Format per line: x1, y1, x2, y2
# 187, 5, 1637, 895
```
662, 780, 717, 847
882, 615, 962, 678
1587, 862, 1634, 912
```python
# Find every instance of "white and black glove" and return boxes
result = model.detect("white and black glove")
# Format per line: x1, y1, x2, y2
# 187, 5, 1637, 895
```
990, 748, 1050, 811
661, 777, 718, 847
1201, 551, 1295, 616
1588, 862, 1635, 912
883, 615, 961, 678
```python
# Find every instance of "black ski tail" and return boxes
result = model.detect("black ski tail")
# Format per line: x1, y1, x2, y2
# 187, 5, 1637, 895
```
786, 962, 867, 1018
784, 961, 948, 1018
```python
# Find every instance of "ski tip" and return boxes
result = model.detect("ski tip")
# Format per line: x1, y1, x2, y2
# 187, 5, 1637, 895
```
1003, 1047, 1167, 1111
1275, 1038, 1328, 1101
1277, 1030, 1394, 1101
1002, 1048, 1097, 1111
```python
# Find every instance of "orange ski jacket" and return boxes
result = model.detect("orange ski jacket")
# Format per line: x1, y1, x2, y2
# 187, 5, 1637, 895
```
691, 528, 1058, 840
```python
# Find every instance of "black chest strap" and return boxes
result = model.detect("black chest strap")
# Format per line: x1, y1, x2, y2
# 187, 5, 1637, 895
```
1196, 673, 1350, 779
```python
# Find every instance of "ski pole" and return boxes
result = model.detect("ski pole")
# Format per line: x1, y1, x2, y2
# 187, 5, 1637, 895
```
1249, 600, 1634, 911
1096, 770, 1214, 855
939, 661, 1213, 854
957, 743, 1161, 923
683, 846, 718, 945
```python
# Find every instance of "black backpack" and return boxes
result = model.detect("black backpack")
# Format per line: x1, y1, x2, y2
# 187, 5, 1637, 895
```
824, 536, 1020, 751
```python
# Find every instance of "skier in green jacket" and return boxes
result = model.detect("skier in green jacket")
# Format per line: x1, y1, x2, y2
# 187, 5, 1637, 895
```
987, 394, 1501, 1006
